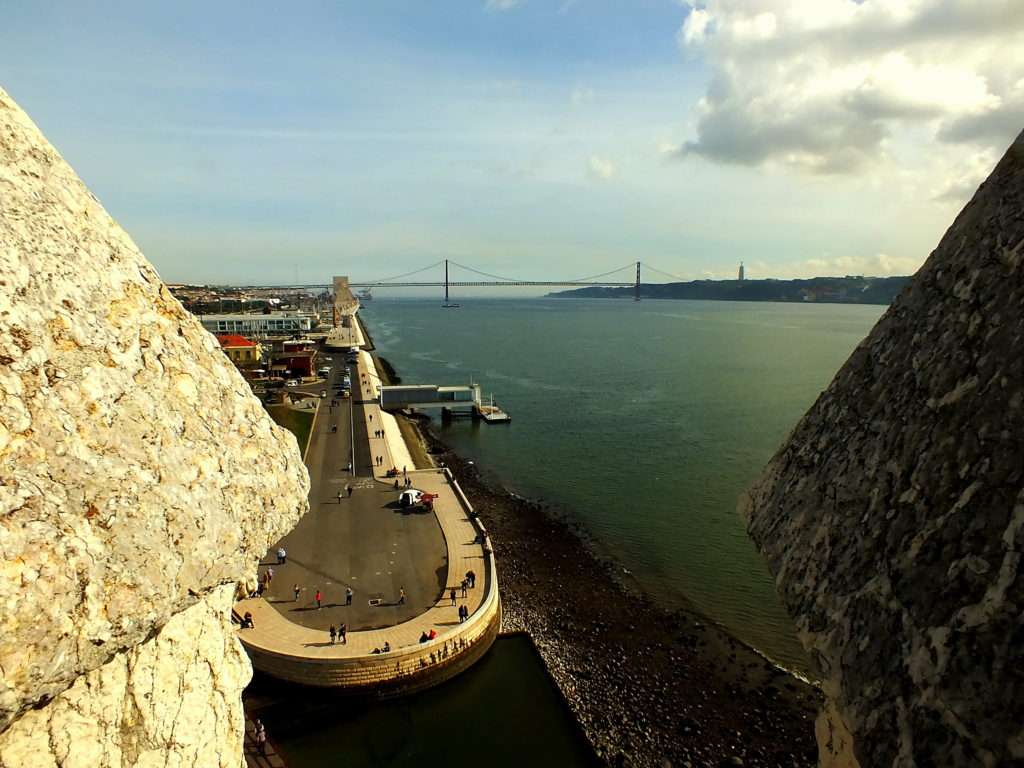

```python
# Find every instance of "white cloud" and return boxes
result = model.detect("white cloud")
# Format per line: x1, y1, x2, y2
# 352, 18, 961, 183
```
674, 0, 1024, 174
485, 0, 524, 11
587, 155, 616, 180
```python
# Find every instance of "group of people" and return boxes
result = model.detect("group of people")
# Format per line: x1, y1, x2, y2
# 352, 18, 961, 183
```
328, 623, 348, 644
418, 628, 438, 643
373, 428, 385, 438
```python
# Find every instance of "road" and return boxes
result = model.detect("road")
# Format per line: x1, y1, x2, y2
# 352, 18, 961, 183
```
260, 352, 447, 631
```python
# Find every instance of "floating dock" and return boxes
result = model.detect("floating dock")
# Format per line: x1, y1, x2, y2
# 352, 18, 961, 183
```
380, 383, 510, 424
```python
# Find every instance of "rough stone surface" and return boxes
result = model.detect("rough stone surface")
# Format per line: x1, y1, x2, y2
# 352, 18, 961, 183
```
743, 130, 1024, 767
0, 585, 248, 768
0, 85, 309, 734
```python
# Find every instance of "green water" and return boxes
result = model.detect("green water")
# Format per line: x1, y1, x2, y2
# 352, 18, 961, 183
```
362, 298, 885, 671
264, 636, 596, 766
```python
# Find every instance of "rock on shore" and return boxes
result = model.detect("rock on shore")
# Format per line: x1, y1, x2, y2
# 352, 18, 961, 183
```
425, 432, 821, 768
0, 87, 309, 763
743, 131, 1024, 766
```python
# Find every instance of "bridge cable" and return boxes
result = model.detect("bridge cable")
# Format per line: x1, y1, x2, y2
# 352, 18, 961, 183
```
360, 260, 445, 285
568, 262, 639, 283
640, 262, 689, 283
448, 259, 638, 285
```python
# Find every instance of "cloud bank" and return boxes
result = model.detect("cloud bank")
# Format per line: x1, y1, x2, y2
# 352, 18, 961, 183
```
675, 0, 1024, 175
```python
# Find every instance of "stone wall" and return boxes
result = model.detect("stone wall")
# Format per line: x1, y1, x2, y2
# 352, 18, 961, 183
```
742, 131, 1023, 766
0, 86, 309, 764
0, 586, 249, 768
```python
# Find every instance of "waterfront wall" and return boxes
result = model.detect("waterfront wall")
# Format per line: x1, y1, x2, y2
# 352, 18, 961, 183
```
238, 467, 501, 694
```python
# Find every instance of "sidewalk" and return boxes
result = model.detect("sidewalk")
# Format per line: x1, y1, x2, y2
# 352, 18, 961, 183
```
357, 350, 415, 475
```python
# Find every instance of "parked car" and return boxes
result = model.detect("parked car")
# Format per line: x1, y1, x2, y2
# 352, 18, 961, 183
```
285, 380, 299, 388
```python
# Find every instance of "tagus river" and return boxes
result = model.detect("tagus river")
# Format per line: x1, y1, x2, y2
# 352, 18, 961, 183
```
361, 297, 885, 671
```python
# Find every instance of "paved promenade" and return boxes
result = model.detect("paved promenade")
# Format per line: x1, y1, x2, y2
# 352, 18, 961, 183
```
236, 349, 499, 682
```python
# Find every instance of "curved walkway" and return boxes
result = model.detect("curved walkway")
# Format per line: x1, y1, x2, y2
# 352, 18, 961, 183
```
236, 348, 500, 690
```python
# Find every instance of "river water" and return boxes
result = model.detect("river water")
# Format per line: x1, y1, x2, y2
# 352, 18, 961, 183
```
361, 297, 884, 671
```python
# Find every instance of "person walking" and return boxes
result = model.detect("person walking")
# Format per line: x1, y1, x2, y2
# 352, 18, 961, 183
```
293, 583, 300, 602
369, 413, 373, 422
277, 547, 287, 564
345, 483, 352, 497
461, 579, 468, 598
266, 567, 274, 584
467, 570, 476, 589
402, 465, 407, 479
398, 587, 406, 605
329, 624, 337, 644
254, 720, 267, 757
339, 622, 347, 644
337, 490, 344, 504
345, 586, 353, 606
315, 589, 322, 609
449, 588, 457, 606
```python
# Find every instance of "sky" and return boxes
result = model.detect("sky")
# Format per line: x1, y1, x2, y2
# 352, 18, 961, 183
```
2, 0, 1023, 290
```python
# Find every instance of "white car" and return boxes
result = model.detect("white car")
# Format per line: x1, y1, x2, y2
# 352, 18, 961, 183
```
285, 380, 299, 388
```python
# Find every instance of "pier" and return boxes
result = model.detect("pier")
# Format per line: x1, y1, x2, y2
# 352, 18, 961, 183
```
380, 383, 511, 423
235, 277, 501, 694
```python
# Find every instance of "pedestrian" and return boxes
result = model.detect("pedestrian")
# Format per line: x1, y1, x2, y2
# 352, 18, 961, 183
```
345, 586, 353, 606
402, 465, 407, 478
254, 720, 267, 756
346, 461, 352, 473
266, 567, 274, 584
346, 483, 352, 497
339, 622, 347, 644
461, 579, 468, 598
450, 588, 457, 606
337, 491, 343, 504
398, 587, 406, 605
293, 583, 300, 602
329, 624, 337, 644
277, 547, 286, 564
315, 589, 322, 609
459, 605, 467, 623
466, 570, 476, 588
369, 414, 373, 422
242, 611, 254, 629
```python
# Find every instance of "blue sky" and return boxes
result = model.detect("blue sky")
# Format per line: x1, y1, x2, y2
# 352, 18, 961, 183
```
3, 1, 1022, 288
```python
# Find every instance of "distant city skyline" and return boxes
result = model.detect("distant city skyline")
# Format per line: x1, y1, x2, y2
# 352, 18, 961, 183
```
3, 1, 1022, 289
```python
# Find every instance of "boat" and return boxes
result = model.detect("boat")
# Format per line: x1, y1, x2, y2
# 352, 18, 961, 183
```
357, 288, 373, 301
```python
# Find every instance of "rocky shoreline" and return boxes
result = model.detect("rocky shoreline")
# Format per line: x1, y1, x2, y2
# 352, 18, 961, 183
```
414, 420, 822, 768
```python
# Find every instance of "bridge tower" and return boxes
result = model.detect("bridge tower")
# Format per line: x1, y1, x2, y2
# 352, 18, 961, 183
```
634, 261, 641, 302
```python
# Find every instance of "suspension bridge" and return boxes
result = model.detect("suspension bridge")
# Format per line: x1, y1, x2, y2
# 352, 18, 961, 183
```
298, 259, 688, 302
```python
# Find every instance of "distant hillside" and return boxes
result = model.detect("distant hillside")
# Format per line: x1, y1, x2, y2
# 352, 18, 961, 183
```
549, 275, 912, 305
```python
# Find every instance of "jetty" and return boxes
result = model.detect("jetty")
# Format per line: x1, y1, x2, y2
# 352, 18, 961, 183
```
235, 276, 501, 695
380, 383, 511, 423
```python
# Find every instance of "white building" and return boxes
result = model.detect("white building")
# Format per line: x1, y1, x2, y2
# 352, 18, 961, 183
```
198, 311, 313, 335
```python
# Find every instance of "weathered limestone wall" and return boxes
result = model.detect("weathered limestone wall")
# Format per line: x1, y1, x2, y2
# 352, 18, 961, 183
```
0, 586, 248, 768
743, 131, 1023, 766
0, 86, 309, 764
